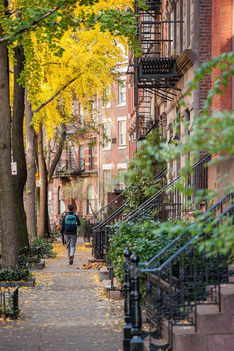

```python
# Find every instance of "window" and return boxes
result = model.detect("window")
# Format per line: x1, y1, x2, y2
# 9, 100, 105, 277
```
117, 169, 126, 190
87, 185, 95, 215
118, 120, 126, 147
79, 145, 84, 170
118, 80, 126, 106
89, 145, 95, 170
103, 170, 112, 204
103, 123, 111, 150
58, 187, 65, 215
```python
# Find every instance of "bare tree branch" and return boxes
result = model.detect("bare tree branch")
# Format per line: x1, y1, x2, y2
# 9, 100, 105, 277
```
32, 76, 79, 114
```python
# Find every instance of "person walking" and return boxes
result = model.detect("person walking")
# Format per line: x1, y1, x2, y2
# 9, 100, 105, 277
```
60, 204, 81, 265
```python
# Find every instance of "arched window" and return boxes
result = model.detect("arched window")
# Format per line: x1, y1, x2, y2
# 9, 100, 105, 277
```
87, 185, 95, 215
58, 187, 65, 214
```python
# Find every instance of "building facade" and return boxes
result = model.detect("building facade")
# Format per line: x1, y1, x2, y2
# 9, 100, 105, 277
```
49, 63, 136, 227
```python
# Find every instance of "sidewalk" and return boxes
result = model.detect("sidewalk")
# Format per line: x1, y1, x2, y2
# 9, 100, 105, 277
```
0, 238, 124, 351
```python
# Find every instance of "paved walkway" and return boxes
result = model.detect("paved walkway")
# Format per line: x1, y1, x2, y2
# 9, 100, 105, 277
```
0, 239, 124, 351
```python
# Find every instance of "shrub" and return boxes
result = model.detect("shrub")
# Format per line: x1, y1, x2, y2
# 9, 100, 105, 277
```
0, 267, 33, 282
18, 238, 57, 267
108, 217, 190, 285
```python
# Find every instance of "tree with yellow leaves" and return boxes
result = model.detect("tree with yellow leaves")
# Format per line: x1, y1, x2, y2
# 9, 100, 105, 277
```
0, 0, 139, 268
30, 22, 129, 238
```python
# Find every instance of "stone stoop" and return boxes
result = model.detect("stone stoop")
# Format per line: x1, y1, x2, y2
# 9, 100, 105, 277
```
172, 284, 234, 351
143, 284, 234, 351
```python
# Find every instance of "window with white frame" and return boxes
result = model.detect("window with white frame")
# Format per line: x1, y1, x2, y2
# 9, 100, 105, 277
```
87, 185, 95, 215
117, 163, 127, 190
118, 79, 126, 106
118, 119, 126, 147
58, 187, 65, 215
103, 123, 111, 150
117, 169, 126, 190
103, 169, 112, 204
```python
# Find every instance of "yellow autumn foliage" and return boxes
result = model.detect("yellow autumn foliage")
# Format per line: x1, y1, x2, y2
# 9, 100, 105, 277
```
22, 0, 133, 139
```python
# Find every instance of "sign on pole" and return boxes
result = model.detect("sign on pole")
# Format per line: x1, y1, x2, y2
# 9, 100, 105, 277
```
11, 162, 17, 175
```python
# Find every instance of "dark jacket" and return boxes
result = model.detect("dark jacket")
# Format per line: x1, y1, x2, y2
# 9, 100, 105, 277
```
60, 212, 81, 235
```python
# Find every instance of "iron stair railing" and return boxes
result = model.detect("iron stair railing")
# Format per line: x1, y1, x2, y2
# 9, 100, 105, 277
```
141, 191, 234, 269
140, 203, 234, 350
94, 153, 210, 260
82, 191, 125, 243
94, 166, 167, 232
91, 166, 167, 259
121, 153, 212, 225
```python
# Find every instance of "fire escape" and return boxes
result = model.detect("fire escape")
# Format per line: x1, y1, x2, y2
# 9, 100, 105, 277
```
128, 0, 182, 140
55, 145, 85, 177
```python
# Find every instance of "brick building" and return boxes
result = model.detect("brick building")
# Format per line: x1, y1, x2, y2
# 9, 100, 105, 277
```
49, 62, 136, 226
128, 0, 233, 200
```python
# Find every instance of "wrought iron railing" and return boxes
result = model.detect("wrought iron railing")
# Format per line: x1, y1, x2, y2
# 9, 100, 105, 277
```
55, 161, 85, 176
92, 153, 210, 260
90, 192, 126, 225
91, 166, 167, 259
142, 191, 234, 270
0, 287, 19, 318
141, 203, 234, 350
121, 153, 211, 225
94, 166, 167, 232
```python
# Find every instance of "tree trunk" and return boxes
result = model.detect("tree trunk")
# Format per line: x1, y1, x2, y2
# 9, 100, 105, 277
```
36, 123, 67, 237
0, 22, 19, 268
25, 91, 37, 240
12, 45, 29, 248
37, 123, 48, 238
48, 124, 66, 181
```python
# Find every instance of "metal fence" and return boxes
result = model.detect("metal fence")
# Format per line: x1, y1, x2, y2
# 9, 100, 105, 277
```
0, 286, 19, 318
141, 203, 234, 350
92, 166, 167, 259
122, 199, 234, 351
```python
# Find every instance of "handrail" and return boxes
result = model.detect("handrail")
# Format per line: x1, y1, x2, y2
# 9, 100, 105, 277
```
142, 202, 234, 273
93, 166, 167, 230
122, 153, 211, 223
88, 191, 125, 224
140, 191, 234, 267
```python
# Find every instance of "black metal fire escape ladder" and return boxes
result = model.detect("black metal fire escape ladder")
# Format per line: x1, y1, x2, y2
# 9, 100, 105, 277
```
129, 0, 183, 140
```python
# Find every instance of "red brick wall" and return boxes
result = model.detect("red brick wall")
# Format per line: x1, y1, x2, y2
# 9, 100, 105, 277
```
211, 0, 233, 111
200, 0, 212, 108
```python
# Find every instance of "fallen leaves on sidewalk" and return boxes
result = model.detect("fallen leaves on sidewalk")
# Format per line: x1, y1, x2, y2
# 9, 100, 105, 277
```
79, 261, 106, 270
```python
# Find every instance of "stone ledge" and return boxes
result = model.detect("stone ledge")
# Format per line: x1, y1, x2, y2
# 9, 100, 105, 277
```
0, 278, 36, 287
30, 260, 45, 270
98, 267, 109, 282
102, 279, 123, 300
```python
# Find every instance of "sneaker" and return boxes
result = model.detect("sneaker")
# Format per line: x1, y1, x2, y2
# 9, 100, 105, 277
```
69, 256, 73, 265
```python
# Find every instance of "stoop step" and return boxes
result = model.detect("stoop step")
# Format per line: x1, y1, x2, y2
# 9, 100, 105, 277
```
143, 337, 169, 351
220, 284, 234, 314
196, 304, 233, 334
173, 326, 207, 351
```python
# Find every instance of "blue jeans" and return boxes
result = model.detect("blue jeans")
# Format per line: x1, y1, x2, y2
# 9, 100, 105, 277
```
64, 234, 77, 261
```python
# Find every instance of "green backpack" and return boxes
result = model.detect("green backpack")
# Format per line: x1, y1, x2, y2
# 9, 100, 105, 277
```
64, 214, 77, 232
